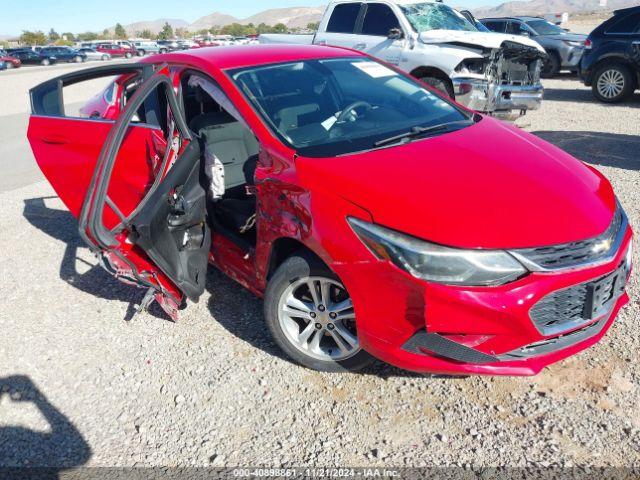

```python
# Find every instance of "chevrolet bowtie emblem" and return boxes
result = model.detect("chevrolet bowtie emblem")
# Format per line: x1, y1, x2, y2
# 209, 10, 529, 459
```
592, 238, 612, 254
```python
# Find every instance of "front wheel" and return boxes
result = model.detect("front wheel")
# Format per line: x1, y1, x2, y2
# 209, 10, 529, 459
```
74, 55, 83, 63
101, 55, 109, 61
159, 48, 168, 54
592, 63, 635, 103
264, 253, 374, 372
137, 50, 145, 56
419, 76, 454, 98
125, 52, 132, 59
41, 59, 50, 66
5, 62, 13, 69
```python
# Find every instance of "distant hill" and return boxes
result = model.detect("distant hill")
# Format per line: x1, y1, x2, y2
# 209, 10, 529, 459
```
98, 1, 638, 37
472, 0, 639, 17
190, 12, 240, 31
242, 6, 326, 28
112, 18, 189, 36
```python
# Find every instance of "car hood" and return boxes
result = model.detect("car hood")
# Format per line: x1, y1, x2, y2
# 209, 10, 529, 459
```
541, 33, 587, 43
298, 117, 615, 249
418, 30, 546, 53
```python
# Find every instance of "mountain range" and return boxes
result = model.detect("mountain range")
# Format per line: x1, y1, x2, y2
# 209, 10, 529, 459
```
3, 1, 639, 38
472, 0, 639, 17
114, 0, 638, 35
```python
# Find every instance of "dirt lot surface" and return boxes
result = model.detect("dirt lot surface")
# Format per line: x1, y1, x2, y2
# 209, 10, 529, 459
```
0, 67, 639, 469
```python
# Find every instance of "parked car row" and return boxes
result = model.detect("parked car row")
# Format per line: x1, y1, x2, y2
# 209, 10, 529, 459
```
480, 6, 640, 102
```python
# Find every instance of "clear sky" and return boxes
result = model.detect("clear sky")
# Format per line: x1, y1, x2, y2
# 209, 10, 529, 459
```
0, 0, 504, 36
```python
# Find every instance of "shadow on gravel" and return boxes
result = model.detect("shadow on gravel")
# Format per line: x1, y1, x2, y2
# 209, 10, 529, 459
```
22, 196, 170, 321
533, 131, 640, 170
0, 375, 91, 477
542, 87, 640, 106
205, 269, 460, 379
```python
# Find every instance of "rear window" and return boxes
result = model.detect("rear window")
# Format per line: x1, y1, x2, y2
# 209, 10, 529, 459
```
483, 20, 506, 33
606, 12, 640, 34
361, 3, 401, 36
327, 3, 362, 34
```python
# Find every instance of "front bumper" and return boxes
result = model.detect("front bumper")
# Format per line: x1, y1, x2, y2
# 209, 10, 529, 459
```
453, 78, 544, 120
333, 227, 632, 376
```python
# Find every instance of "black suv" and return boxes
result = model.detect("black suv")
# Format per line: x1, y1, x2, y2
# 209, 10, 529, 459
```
580, 6, 640, 103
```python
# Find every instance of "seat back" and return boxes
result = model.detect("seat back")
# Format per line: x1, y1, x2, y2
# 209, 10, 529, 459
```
192, 112, 259, 189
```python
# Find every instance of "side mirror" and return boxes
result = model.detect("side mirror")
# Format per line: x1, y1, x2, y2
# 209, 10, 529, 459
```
388, 28, 403, 40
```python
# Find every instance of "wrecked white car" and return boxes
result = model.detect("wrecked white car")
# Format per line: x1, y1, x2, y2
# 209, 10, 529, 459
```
260, 0, 547, 120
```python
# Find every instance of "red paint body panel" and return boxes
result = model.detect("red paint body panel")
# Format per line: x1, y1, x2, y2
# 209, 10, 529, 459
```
297, 117, 616, 249
28, 46, 634, 376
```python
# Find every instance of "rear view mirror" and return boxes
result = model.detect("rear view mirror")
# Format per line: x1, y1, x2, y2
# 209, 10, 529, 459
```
388, 28, 403, 40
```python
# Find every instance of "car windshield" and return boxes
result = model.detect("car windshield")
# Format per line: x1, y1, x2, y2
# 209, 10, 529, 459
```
400, 3, 479, 33
526, 20, 565, 35
230, 57, 470, 157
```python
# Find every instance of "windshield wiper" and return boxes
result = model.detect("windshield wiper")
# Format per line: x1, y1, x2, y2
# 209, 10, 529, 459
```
373, 120, 475, 148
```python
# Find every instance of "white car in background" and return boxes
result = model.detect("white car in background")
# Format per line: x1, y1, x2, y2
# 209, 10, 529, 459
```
78, 48, 111, 61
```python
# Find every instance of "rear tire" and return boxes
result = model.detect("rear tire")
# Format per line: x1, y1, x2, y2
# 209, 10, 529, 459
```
41, 59, 50, 66
5, 62, 13, 69
74, 55, 82, 63
264, 252, 375, 372
125, 52, 132, 59
160, 48, 168, 54
592, 63, 635, 103
101, 55, 109, 61
137, 50, 145, 56
419, 75, 455, 98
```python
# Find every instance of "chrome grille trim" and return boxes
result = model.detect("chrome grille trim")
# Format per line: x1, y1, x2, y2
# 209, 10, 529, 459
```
509, 203, 627, 272
499, 317, 607, 360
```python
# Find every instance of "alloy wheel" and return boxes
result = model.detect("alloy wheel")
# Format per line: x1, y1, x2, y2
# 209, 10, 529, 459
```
597, 69, 625, 99
277, 276, 360, 362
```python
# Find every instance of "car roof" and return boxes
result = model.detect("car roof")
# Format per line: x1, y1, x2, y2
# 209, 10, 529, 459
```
481, 16, 544, 22
614, 5, 640, 15
149, 44, 363, 71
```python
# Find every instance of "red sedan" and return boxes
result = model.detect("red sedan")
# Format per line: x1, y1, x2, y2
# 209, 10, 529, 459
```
0, 51, 21, 69
96, 43, 134, 59
26, 46, 633, 376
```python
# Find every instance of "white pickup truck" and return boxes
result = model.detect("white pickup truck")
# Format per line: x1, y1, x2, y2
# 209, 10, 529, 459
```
260, 0, 547, 120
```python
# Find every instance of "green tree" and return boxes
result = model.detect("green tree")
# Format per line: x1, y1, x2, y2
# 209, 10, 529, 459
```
272, 23, 288, 34
62, 32, 75, 41
77, 31, 99, 41
140, 28, 153, 39
114, 23, 127, 39
256, 23, 271, 34
175, 27, 190, 39
101, 29, 110, 39
307, 22, 320, 31
48, 28, 60, 42
20, 30, 47, 46
158, 22, 174, 40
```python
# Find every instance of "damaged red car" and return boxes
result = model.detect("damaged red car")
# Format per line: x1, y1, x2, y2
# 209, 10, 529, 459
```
27, 45, 633, 376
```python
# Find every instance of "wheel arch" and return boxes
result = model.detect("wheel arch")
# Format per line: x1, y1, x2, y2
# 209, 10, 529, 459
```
266, 237, 327, 281
410, 65, 453, 85
592, 55, 639, 89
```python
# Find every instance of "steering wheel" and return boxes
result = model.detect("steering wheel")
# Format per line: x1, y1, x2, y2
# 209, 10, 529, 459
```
335, 101, 373, 124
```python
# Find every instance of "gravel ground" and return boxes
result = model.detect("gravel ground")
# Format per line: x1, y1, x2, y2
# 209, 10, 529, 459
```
0, 76, 639, 470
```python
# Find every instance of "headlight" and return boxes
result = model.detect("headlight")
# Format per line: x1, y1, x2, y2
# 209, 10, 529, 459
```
348, 218, 527, 286
455, 58, 487, 75
563, 40, 583, 47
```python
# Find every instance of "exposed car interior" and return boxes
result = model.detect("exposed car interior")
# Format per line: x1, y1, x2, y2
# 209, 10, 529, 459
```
180, 72, 260, 249
231, 58, 470, 157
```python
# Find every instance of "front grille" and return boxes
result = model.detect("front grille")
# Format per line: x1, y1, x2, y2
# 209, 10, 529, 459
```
511, 204, 624, 271
530, 261, 629, 336
501, 318, 606, 360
